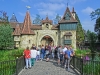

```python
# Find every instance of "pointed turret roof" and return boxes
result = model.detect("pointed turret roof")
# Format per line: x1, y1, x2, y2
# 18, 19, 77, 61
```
21, 10, 35, 35
13, 24, 21, 35
10, 13, 18, 22
41, 15, 53, 24
59, 7, 77, 23
72, 7, 75, 13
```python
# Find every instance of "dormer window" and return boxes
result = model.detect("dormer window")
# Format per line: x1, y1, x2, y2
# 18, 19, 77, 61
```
65, 12, 71, 20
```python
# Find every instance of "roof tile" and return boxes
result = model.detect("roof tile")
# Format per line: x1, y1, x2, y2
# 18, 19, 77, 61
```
21, 11, 35, 35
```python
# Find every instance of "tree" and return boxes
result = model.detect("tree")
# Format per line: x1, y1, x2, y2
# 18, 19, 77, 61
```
86, 30, 97, 60
90, 8, 100, 42
54, 14, 61, 24
0, 11, 8, 22
0, 11, 13, 49
94, 17, 100, 42
33, 14, 41, 24
75, 13, 85, 47
0, 24, 14, 49
90, 8, 100, 20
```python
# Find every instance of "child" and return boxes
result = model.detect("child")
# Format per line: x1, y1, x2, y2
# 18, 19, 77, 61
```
36, 49, 40, 61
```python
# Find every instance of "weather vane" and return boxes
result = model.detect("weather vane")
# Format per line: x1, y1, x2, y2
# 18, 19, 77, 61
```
67, 0, 69, 7
26, 6, 31, 10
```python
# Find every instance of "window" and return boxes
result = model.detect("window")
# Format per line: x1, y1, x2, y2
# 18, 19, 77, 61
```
66, 36, 71, 39
29, 40, 30, 44
65, 12, 71, 20
46, 24, 49, 28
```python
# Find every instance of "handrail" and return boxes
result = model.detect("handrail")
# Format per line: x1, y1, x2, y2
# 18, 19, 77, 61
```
0, 56, 25, 75
71, 56, 100, 75
16, 56, 25, 75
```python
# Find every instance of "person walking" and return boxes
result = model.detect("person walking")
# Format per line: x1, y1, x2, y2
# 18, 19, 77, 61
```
40, 45, 45, 61
37, 45, 41, 60
64, 46, 73, 71
36, 49, 40, 61
45, 45, 51, 62
51, 45, 55, 59
30, 47, 37, 66
23, 47, 31, 69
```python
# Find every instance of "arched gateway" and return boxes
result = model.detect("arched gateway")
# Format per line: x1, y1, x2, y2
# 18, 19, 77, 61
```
40, 35, 54, 46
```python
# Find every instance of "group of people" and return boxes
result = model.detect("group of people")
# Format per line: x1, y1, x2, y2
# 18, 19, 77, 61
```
23, 44, 75, 71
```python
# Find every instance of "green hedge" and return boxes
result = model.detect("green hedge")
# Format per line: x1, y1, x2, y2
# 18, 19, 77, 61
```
75, 49, 91, 57
0, 49, 24, 61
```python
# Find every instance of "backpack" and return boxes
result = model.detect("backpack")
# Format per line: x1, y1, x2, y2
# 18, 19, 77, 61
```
64, 54, 68, 59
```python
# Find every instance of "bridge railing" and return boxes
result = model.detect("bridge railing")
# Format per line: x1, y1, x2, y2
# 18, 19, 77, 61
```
71, 56, 100, 75
70, 56, 83, 74
16, 56, 25, 75
0, 56, 25, 75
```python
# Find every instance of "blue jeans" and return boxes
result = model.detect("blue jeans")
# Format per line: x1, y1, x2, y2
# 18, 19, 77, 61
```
65, 58, 70, 71
25, 58, 31, 68
36, 55, 40, 61
52, 53, 54, 58
41, 53, 45, 59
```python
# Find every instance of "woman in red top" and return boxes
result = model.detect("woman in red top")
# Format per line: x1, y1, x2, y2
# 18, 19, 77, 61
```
23, 47, 31, 69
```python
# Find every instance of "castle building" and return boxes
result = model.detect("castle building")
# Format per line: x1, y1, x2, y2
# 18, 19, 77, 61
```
10, 7, 78, 49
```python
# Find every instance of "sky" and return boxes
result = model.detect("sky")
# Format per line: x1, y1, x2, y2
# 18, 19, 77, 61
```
0, 0, 100, 32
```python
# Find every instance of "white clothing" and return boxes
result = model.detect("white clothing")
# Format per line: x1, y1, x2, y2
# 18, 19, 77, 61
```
30, 49, 37, 58
63, 47, 67, 53
37, 51, 40, 55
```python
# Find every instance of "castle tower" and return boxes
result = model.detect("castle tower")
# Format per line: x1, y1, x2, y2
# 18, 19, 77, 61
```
10, 13, 18, 22
59, 6, 78, 50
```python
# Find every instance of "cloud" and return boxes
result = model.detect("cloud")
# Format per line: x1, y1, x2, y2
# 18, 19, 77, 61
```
34, 2, 65, 17
18, 12, 25, 16
49, 0, 86, 4
82, 19, 95, 32
38, 9, 56, 17
82, 7, 94, 15
35, 2, 65, 11
70, 0, 86, 4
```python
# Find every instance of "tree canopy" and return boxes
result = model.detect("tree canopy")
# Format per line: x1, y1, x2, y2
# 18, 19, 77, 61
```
33, 14, 41, 24
90, 8, 100, 42
0, 11, 14, 49
75, 13, 84, 46
54, 14, 61, 24
0, 24, 14, 49
90, 8, 100, 20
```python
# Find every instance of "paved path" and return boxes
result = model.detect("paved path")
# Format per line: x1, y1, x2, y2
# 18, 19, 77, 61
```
19, 60, 79, 75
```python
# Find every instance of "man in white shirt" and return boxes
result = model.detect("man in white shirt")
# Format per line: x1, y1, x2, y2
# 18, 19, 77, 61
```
62, 45, 68, 67
63, 45, 67, 54
30, 47, 37, 66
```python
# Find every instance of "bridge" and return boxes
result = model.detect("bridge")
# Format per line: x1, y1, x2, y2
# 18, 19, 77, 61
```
18, 59, 79, 75
1, 56, 100, 75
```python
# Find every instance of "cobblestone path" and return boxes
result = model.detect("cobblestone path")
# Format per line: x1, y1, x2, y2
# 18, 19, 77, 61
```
19, 60, 79, 75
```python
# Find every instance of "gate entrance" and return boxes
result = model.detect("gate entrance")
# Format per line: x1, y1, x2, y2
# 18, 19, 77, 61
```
41, 35, 54, 46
